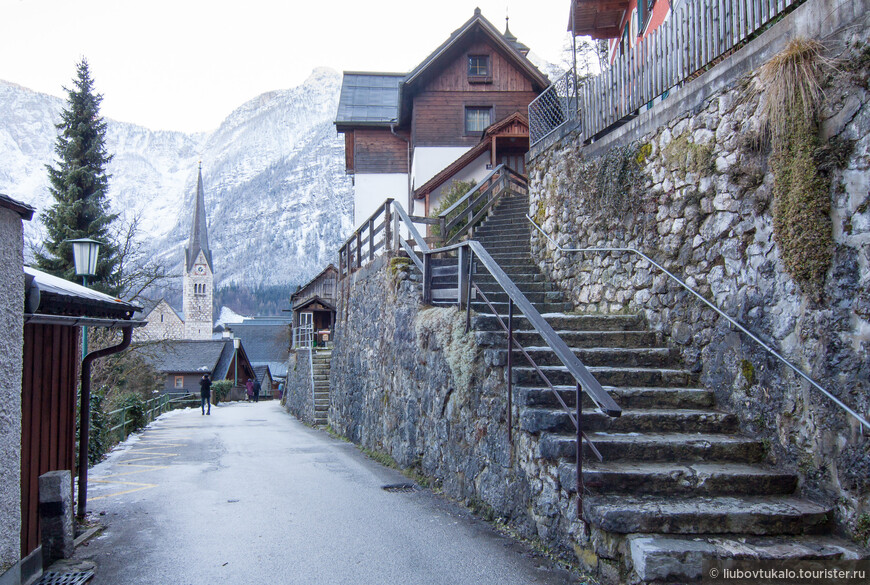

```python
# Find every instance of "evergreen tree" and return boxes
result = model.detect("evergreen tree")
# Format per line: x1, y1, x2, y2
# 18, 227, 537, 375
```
37, 59, 120, 294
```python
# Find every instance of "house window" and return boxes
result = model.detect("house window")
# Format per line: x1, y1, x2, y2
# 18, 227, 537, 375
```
638, 0, 656, 35
174, 376, 184, 389
465, 107, 492, 133
467, 55, 491, 82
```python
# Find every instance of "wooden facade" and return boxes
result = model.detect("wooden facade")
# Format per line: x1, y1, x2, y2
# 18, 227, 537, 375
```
20, 323, 80, 557
350, 128, 409, 174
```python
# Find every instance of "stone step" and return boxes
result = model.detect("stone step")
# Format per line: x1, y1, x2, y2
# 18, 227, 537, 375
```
584, 495, 832, 536
473, 313, 645, 332
513, 365, 699, 387
519, 385, 715, 411
520, 408, 740, 434
557, 461, 797, 496
510, 346, 678, 368
487, 329, 659, 348
626, 534, 870, 584
474, 280, 560, 294
471, 300, 574, 314
539, 431, 764, 463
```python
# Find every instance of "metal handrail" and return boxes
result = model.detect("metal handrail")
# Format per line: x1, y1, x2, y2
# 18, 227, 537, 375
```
528, 215, 870, 432
424, 240, 622, 418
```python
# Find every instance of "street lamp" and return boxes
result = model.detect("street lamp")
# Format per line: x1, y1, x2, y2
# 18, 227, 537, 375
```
68, 238, 104, 358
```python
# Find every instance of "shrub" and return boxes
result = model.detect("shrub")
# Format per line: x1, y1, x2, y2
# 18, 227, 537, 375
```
211, 380, 233, 405
115, 392, 147, 434
430, 180, 478, 241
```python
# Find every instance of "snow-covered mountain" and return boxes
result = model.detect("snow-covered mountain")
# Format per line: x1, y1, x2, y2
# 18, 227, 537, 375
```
0, 67, 353, 290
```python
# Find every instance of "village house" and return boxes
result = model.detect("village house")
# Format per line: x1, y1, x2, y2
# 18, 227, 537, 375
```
334, 8, 549, 227
290, 264, 337, 347
144, 338, 255, 395
223, 317, 292, 392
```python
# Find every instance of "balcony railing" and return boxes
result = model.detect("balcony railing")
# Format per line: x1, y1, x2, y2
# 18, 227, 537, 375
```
530, 0, 804, 145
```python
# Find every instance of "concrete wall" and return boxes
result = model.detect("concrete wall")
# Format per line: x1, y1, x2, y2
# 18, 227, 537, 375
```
353, 174, 408, 228
0, 207, 24, 574
528, 0, 870, 536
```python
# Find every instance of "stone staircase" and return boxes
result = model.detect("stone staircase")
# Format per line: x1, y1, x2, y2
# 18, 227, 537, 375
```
312, 349, 332, 426
452, 191, 867, 584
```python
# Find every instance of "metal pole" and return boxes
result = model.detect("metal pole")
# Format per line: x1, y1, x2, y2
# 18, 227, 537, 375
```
507, 299, 514, 444
81, 275, 88, 360
576, 382, 583, 518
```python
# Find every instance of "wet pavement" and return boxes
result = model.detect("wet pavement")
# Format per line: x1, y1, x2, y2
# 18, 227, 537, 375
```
76, 401, 584, 584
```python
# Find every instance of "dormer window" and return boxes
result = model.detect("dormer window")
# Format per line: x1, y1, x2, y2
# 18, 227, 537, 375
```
467, 54, 492, 83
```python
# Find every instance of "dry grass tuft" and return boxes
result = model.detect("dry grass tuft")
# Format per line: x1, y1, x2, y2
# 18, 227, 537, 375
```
755, 37, 832, 142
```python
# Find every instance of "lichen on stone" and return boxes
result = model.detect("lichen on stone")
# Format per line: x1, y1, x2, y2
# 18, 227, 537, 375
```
414, 306, 480, 396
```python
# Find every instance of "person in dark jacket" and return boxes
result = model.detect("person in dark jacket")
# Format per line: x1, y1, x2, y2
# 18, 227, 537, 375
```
200, 373, 212, 415
253, 379, 261, 402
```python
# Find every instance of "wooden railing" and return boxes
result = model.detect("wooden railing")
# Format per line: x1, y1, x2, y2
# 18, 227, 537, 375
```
337, 199, 432, 280
530, 0, 804, 144
437, 164, 529, 246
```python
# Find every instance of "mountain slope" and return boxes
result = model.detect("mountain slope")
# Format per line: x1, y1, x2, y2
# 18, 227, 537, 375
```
0, 67, 353, 291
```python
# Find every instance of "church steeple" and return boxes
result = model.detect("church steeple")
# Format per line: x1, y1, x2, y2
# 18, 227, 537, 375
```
186, 163, 213, 272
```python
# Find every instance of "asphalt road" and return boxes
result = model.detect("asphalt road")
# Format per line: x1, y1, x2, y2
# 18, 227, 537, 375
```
76, 401, 584, 585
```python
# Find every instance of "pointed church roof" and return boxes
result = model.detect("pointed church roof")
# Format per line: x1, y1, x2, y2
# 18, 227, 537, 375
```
186, 164, 213, 272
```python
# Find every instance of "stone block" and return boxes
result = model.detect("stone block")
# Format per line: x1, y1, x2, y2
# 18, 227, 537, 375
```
39, 470, 74, 567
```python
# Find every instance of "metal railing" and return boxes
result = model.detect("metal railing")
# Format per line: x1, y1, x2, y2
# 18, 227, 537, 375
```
292, 323, 315, 349
423, 240, 622, 509
437, 164, 529, 246
338, 199, 431, 279
530, 0, 804, 145
107, 393, 196, 442
528, 215, 870, 433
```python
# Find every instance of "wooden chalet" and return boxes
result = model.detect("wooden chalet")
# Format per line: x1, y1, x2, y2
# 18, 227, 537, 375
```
290, 265, 338, 344
335, 9, 549, 226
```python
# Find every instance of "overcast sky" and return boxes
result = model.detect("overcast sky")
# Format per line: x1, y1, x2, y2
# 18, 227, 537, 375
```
1, 0, 571, 133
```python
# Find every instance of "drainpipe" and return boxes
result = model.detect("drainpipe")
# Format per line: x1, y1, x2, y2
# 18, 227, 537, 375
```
77, 326, 133, 520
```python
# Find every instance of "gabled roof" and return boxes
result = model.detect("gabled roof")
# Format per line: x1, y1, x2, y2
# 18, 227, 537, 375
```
568, 0, 630, 39
144, 339, 230, 374
143, 299, 183, 323
293, 295, 337, 313
226, 319, 291, 371
252, 364, 271, 384
398, 8, 549, 124
414, 112, 529, 199
186, 165, 213, 272
291, 264, 338, 303
335, 9, 549, 130
335, 73, 404, 127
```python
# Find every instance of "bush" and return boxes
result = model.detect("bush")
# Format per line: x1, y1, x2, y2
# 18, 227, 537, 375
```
211, 380, 233, 405
430, 180, 477, 241
114, 392, 147, 434
86, 388, 110, 466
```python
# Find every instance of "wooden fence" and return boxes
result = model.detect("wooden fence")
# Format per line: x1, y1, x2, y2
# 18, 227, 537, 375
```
530, 0, 803, 145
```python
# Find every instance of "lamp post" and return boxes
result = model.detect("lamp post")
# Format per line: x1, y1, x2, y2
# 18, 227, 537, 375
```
68, 238, 103, 358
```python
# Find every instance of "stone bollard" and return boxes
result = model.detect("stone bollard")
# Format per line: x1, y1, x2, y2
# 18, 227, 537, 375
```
38, 470, 74, 568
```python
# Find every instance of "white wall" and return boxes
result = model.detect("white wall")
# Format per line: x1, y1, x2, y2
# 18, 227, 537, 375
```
352, 173, 408, 229
411, 147, 471, 192
412, 152, 492, 218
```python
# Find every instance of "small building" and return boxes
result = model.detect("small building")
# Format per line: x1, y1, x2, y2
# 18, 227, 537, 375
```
290, 265, 338, 346
135, 299, 184, 341
568, 0, 671, 64
20, 265, 143, 582
251, 364, 274, 398
144, 339, 255, 394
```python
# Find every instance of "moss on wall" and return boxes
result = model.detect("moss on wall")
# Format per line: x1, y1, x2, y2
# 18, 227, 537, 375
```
662, 133, 714, 177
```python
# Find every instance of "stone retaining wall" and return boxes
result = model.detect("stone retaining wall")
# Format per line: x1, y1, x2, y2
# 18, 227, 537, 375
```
284, 350, 315, 424
528, 11, 870, 537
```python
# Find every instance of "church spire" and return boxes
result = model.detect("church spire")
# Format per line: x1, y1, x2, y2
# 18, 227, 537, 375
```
185, 163, 212, 272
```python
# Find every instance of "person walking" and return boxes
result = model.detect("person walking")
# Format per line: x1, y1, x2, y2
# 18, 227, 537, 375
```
253, 378, 261, 403
245, 378, 254, 402
200, 373, 212, 415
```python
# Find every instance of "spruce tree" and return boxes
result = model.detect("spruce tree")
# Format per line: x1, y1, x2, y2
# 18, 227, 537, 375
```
37, 58, 120, 295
